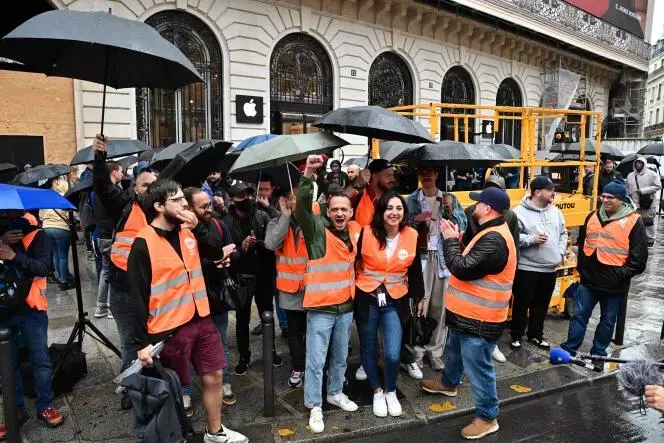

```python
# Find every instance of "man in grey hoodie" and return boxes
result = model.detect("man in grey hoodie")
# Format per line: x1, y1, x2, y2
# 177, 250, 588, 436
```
626, 157, 661, 247
511, 176, 567, 350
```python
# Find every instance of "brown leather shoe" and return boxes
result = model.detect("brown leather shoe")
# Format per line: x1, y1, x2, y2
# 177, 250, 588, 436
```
37, 407, 63, 428
420, 378, 458, 396
461, 417, 499, 440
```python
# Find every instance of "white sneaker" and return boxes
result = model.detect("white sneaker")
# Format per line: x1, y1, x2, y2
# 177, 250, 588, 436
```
385, 391, 402, 417
492, 347, 506, 363
373, 390, 388, 417
309, 407, 325, 433
355, 365, 367, 381
107, 312, 114, 320
326, 392, 358, 412
204, 425, 248, 443
403, 362, 423, 379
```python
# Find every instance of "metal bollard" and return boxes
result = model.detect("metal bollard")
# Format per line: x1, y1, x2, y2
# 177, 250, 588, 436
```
0, 327, 20, 443
612, 295, 628, 346
261, 311, 275, 417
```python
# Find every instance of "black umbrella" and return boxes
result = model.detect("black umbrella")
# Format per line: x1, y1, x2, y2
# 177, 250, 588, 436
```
70, 140, 148, 165
0, 10, 203, 134
229, 163, 301, 190
392, 140, 505, 168
138, 147, 164, 163
117, 155, 139, 171
150, 143, 194, 171
159, 140, 233, 187
11, 164, 75, 186
0, 163, 18, 173
63, 178, 93, 204
313, 106, 434, 144
616, 154, 661, 177
344, 156, 370, 167
638, 142, 664, 156
379, 141, 421, 162
550, 141, 624, 160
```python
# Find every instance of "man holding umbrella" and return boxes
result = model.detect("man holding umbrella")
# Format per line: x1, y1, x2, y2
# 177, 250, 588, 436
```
0, 210, 63, 438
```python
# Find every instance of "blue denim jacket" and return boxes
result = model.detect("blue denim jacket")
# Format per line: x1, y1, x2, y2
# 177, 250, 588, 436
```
406, 189, 468, 278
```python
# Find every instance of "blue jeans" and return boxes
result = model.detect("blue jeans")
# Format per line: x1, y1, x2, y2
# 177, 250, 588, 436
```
441, 329, 498, 421
0, 309, 54, 413
304, 311, 353, 408
44, 227, 70, 283
357, 298, 402, 392
561, 285, 623, 357
212, 312, 231, 384
274, 291, 288, 330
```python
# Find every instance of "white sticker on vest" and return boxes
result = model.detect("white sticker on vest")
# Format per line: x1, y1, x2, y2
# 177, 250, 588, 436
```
184, 237, 196, 252
398, 249, 409, 261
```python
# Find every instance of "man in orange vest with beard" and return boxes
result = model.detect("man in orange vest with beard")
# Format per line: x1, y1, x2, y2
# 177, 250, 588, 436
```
348, 159, 396, 226
128, 179, 247, 443
0, 210, 63, 439
420, 187, 516, 440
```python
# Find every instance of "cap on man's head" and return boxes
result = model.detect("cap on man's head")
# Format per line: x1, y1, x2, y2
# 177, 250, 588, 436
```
229, 182, 255, 198
484, 175, 506, 190
530, 175, 557, 192
469, 187, 510, 212
602, 179, 627, 201
368, 159, 392, 174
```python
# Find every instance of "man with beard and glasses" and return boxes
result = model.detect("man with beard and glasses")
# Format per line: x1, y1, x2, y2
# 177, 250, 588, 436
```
420, 187, 516, 440
297, 155, 360, 434
128, 179, 247, 443
222, 182, 283, 375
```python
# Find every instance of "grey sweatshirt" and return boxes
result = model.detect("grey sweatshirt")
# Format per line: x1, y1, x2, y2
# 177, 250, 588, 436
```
264, 213, 304, 311
626, 156, 661, 209
513, 196, 567, 273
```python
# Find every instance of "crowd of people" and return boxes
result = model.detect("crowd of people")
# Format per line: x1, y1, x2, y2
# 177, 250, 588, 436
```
0, 135, 657, 442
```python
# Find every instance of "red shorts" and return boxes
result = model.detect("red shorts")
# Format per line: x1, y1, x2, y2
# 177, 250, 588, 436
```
159, 316, 224, 385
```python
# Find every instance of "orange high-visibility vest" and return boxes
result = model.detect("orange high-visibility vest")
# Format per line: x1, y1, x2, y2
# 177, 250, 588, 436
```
354, 191, 375, 226
583, 212, 639, 266
303, 221, 361, 308
275, 226, 309, 293
136, 226, 210, 334
23, 212, 38, 226
22, 229, 47, 311
111, 202, 147, 271
446, 223, 516, 323
356, 226, 418, 299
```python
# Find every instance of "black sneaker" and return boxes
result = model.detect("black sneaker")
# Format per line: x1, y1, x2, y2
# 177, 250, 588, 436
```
87, 250, 96, 261
235, 356, 250, 376
272, 350, 283, 368
59, 281, 75, 291
251, 324, 263, 336
120, 392, 133, 410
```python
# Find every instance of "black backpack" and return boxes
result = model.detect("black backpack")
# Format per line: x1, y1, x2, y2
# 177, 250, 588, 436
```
121, 359, 193, 443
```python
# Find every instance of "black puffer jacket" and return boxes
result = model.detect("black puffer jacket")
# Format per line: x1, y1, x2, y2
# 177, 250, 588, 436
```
443, 217, 511, 340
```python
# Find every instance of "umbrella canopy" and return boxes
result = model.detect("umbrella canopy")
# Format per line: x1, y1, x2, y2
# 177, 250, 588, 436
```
233, 134, 278, 152
487, 144, 521, 160
313, 106, 434, 144
229, 163, 302, 191
159, 140, 233, 187
229, 132, 348, 174
0, 183, 76, 210
11, 164, 75, 186
550, 153, 597, 162
379, 141, 421, 162
219, 151, 240, 175
63, 178, 92, 203
70, 140, 148, 165
392, 141, 505, 168
150, 142, 195, 171
0, 10, 202, 90
343, 156, 370, 168
0, 163, 18, 173
616, 153, 661, 177
550, 141, 624, 159
638, 142, 664, 156
117, 155, 139, 171
138, 147, 164, 163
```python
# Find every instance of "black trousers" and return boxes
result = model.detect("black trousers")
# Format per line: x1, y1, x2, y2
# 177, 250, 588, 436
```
510, 269, 557, 342
285, 310, 307, 372
84, 225, 95, 252
236, 276, 275, 358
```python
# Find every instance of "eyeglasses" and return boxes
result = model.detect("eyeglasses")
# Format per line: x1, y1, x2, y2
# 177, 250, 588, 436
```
599, 195, 618, 200
200, 203, 212, 211
166, 195, 186, 203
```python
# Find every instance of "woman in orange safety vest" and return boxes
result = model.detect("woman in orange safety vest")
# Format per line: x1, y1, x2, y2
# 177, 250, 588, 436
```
354, 190, 424, 418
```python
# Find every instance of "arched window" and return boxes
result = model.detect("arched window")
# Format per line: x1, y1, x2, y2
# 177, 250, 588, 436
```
368, 52, 413, 109
136, 11, 223, 147
495, 78, 523, 148
441, 66, 475, 142
270, 33, 333, 135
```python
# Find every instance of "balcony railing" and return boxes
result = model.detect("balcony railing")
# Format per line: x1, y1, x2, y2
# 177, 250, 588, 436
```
649, 66, 664, 81
644, 122, 664, 134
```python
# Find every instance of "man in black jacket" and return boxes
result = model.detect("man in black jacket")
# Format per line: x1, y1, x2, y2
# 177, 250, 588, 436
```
561, 180, 647, 369
222, 183, 282, 375
420, 187, 516, 440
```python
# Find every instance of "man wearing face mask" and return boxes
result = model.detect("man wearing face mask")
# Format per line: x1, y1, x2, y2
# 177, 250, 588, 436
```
626, 157, 660, 247
222, 183, 282, 375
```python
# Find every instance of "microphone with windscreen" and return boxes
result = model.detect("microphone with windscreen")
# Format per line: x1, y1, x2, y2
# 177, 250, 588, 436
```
549, 348, 593, 369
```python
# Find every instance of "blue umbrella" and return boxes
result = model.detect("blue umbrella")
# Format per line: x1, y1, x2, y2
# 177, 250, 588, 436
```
0, 183, 76, 210
233, 134, 278, 152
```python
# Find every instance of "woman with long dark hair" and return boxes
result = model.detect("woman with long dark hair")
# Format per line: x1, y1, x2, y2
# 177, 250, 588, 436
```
354, 190, 424, 418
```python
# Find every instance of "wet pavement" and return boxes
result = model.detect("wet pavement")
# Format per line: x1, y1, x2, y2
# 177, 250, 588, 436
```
2, 221, 664, 442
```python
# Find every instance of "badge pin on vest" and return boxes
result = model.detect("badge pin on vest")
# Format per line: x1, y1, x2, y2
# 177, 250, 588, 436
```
184, 237, 196, 252
398, 249, 409, 261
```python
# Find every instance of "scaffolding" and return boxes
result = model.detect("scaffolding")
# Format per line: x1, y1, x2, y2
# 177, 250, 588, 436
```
607, 71, 646, 139
539, 63, 585, 151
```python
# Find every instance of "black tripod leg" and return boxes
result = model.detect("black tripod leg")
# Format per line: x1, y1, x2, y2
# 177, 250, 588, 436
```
53, 321, 82, 375
84, 320, 121, 357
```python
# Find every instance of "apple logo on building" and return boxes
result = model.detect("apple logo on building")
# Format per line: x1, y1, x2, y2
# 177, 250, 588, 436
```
243, 99, 257, 117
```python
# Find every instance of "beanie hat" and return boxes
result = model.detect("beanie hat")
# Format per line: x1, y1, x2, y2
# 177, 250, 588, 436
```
602, 179, 627, 201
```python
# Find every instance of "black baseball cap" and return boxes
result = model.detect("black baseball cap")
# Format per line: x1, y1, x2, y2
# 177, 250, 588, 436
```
530, 176, 558, 191
229, 182, 255, 198
368, 159, 393, 174
469, 187, 511, 212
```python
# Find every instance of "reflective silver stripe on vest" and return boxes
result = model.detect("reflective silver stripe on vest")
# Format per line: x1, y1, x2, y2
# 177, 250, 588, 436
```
277, 256, 308, 265
111, 247, 130, 258
307, 262, 354, 273
362, 269, 407, 283
193, 290, 208, 301
472, 279, 513, 291
597, 246, 629, 255
189, 268, 204, 279
448, 286, 510, 309
306, 279, 355, 292
151, 273, 188, 297
278, 271, 303, 281
149, 294, 194, 317
586, 232, 614, 240
114, 236, 134, 244
40, 289, 47, 297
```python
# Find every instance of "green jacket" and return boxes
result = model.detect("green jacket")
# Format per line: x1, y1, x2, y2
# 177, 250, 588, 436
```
295, 176, 353, 314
